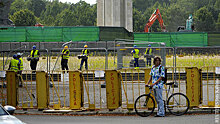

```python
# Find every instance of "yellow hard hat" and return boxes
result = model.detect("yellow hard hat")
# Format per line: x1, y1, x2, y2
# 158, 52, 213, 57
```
84, 45, 88, 48
64, 45, 68, 49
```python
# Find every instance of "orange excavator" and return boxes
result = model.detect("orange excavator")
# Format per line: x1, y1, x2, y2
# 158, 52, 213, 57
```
144, 8, 166, 32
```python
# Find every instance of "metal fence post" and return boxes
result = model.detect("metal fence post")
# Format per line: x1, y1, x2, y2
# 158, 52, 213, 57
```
69, 71, 84, 110
36, 71, 49, 110
186, 67, 202, 107
6, 71, 18, 107
105, 70, 122, 110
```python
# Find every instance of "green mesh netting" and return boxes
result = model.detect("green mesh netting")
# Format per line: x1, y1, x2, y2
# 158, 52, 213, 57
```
0, 26, 99, 42
134, 32, 208, 47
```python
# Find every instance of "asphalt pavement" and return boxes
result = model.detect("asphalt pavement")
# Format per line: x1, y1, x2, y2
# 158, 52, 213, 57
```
15, 114, 218, 124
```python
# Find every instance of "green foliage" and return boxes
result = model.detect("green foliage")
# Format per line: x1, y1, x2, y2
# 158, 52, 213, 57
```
8, 0, 219, 32
55, 8, 75, 26
194, 7, 215, 31
216, 13, 220, 31
10, 0, 26, 15
25, 0, 46, 17
133, 8, 145, 32
10, 9, 37, 26
133, 0, 218, 32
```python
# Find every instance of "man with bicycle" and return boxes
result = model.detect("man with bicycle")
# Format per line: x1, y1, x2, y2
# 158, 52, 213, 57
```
146, 56, 165, 117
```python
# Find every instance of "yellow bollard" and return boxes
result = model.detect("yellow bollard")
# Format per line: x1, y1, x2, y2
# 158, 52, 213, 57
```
36, 71, 49, 110
69, 71, 84, 110
6, 71, 18, 107
186, 67, 202, 107
105, 70, 122, 110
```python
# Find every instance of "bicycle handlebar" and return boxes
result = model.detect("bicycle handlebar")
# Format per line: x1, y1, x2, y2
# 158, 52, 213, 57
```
145, 85, 153, 89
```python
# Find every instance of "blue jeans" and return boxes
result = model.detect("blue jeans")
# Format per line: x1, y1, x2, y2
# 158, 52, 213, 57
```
153, 87, 165, 116
134, 58, 139, 67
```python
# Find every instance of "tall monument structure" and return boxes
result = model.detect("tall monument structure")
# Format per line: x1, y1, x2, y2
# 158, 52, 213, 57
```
97, 0, 133, 32
0, 0, 13, 26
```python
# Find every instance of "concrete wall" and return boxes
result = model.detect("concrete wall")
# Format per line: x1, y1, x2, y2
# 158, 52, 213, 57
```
97, 0, 133, 32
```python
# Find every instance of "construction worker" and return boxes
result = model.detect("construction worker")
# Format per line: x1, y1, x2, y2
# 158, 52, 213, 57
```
79, 45, 89, 70
131, 45, 139, 69
30, 45, 40, 73
145, 44, 153, 66
17, 53, 23, 87
8, 54, 20, 73
61, 45, 69, 73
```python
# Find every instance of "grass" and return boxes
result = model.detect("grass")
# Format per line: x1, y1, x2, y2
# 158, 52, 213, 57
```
0, 54, 219, 71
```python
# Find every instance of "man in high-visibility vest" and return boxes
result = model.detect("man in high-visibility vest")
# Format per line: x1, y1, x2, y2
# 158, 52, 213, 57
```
30, 45, 40, 73
79, 45, 89, 70
17, 53, 23, 87
8, 54, 20, 72
145, 44, 153, 66
131, 45, 139, 69
61, 45, 69, 73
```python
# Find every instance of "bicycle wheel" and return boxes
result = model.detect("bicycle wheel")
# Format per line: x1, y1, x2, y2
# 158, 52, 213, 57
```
167, 93, 190, 116
134, 94, 155, 117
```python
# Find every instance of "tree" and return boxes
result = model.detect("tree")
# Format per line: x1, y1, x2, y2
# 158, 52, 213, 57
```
25, 0, 46, 17
194, 7, 215, 31
40, 0, 62, 26
133, 8, 145, 32
216, 13, 220, 31
55, 8, 75, 26
161, 2, 190, 32
70, 1, 96, 26
10, 0, 25, 15
10, 9, 37, 26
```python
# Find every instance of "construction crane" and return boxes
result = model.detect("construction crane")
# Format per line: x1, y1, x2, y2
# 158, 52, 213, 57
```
144, 8, 166, 32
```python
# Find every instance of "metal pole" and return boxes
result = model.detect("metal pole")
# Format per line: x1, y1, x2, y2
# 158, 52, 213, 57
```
114, 40, 116, 65
45, 49, 48, 73
174, 47, 177, 84
105, 49, 108, 70
3, 52, 4, 70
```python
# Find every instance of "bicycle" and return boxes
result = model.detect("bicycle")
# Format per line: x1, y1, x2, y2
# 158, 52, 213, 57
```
134, 82, 190, 117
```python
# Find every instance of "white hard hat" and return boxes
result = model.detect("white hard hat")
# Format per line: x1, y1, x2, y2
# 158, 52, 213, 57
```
17, 53, 23, 56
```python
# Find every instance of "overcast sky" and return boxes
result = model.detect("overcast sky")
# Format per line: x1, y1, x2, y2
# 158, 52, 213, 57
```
59, 0, 97, 5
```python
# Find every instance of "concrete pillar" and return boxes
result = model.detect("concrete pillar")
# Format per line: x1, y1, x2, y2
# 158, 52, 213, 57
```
97, 0, 133, 32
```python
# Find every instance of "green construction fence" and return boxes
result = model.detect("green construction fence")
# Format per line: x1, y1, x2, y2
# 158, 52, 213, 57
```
0, 26, 219, 47
133, 32, 208, 47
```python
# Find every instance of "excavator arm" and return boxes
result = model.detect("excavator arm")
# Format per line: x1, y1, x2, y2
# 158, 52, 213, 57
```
144, 8, 166, 32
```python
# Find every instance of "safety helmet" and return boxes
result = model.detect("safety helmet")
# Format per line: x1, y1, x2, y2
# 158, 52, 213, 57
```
64, 45, 68, 49
33, 45, 36, 49
134, 45, 137, 48
148, 44, 151, 47
84, 45, 88, 48
17, 53, 22, 56
13, 54, 17, 59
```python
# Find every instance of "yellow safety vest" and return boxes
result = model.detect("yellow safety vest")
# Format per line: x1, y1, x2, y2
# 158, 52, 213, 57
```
62, 49, 69, 59
30, 50, 39, 58
10, 59, 19, 72
133, 49, 139, 58
81, 49, 88, 56
19, 58, 23, 70
145, 48, 152, 55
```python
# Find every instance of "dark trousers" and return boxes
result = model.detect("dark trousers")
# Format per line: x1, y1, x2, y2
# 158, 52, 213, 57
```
61, 59, 69, 71
18, 71, 22, 85
30, 60, 38, 71
80, 58, 88, 70
146, 57, 151, 66
134, 58, 139, 67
